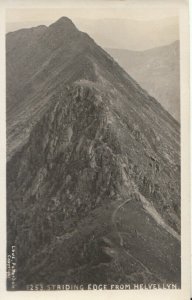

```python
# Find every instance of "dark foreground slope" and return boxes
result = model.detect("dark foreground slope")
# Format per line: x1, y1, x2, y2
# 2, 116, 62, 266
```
106, 41, 180, 121
7, 17, 180, 290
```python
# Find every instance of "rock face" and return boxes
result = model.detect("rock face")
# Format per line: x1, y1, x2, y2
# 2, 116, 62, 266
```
106, 41, 180, 121
7, 17, 180, 290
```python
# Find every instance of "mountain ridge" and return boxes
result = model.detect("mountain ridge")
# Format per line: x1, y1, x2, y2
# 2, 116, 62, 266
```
107, 40, 179, 52
6, 21, 179, 160
6, 17, 180, 290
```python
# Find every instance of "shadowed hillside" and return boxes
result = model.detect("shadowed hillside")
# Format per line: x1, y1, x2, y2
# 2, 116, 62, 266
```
106, 41, 180, 121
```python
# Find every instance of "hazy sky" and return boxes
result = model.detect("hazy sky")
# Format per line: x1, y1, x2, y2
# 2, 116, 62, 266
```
6, 7, 179, 50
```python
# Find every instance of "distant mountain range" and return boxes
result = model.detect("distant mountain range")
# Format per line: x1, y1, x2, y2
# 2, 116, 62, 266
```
106, 41, 180, 121
7, 17, 180, 290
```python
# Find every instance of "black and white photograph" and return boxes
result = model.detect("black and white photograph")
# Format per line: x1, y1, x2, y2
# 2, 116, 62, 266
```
1, 0, 190, 298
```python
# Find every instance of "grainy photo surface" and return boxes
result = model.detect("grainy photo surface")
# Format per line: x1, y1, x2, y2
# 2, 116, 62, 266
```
6, 5, 182, 292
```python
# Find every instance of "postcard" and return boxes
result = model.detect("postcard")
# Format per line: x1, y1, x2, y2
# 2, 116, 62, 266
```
0, 0, 190, 299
